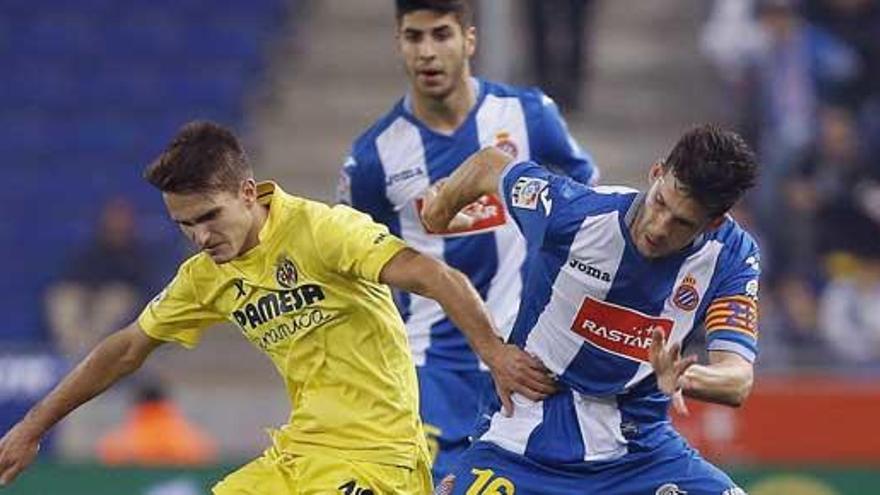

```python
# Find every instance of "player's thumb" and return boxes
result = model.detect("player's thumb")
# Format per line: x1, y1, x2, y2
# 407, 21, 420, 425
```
497, 385, 514, 417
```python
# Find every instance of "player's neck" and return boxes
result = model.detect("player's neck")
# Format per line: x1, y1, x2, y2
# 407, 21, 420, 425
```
410, 78, 476, 135
240, 203, 270, 254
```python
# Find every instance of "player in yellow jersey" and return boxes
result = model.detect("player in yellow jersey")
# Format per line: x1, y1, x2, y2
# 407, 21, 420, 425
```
0, 121, 556, 494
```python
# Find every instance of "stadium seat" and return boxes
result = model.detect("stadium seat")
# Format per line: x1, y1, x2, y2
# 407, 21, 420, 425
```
1, 0, 289, 343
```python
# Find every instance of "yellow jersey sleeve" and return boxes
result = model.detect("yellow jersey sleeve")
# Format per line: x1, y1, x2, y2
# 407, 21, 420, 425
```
138, 261, 225, 349
314, 205, 408, 282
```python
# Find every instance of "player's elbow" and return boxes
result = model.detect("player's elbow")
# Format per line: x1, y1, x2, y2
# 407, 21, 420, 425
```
92, 325, 155, 376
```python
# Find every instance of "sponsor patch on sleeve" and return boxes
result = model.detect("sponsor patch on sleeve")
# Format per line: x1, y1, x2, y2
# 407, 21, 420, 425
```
511, 177, 548, 210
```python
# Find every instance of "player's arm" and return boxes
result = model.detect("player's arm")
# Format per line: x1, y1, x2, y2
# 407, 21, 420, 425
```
0, 322, 163, 486
421, 147, 515, 233
678, 351, 753, 406
649, 330, 754, 412
380, 248, 556, 415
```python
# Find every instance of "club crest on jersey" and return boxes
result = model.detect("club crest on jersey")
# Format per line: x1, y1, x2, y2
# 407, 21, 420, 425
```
275, 256, 298, 288
672, 274, 700, 311
494, 131, 518, 158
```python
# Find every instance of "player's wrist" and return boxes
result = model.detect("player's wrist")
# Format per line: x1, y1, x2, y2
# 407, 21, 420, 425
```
479, 337, 507, 370
9, 420, 43, 444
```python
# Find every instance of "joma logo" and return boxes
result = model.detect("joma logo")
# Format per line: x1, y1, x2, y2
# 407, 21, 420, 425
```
568, 258, 611, 282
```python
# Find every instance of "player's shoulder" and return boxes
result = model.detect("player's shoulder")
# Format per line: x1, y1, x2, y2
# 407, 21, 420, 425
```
169, 251, 223, 296
507, 162, 634, 214
291, 197, 371, 228
350, 99, 407, 163
710, 216, 761, 260
481, 78, 546, 103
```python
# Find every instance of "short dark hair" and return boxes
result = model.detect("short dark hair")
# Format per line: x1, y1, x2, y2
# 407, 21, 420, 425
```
662, 124, 758, 217
144, 121, 252, 194
395, 0, 474, 27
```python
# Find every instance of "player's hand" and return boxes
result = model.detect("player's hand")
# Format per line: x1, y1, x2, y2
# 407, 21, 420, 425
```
649, 328, 697, 416
422, 181, 473, 232
0, 422, 42, 487
486, 343, 557, 417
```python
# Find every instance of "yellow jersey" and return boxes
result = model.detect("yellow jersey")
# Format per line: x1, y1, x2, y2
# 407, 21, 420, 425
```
138, 182, 426, 468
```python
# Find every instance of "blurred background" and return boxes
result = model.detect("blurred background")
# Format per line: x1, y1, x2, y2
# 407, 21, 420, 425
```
0, 0, 878, 493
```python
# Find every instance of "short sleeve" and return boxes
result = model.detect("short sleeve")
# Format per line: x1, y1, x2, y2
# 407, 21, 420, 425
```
137, 262, 224, 349
705, 241, 761, 362
338, 151, 397, 230
314, 205, 408, 282
525, 90, 599, 185
498, 160, 563, 247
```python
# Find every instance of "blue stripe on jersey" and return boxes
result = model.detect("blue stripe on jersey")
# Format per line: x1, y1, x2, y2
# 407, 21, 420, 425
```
523, 391, 585, 464
560, 345, 642, 397
418, 115, 498, 369
349, 136, 401, 235
618, 382, 675, 451
509, 244, 572, 348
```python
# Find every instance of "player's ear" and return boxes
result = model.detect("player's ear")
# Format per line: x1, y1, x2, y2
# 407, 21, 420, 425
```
464, 25, 476, 57
240, 179, 257, 205
648, 161, 664, 182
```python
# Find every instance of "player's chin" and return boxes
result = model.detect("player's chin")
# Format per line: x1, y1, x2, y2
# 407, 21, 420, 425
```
417, 80, 453, 98
206, 248, 235, 264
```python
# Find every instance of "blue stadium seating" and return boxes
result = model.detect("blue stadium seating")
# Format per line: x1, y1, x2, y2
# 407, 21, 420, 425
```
0, 0, 290, 343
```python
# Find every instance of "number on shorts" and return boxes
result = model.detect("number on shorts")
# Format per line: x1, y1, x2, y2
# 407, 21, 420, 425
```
466, 468, 515, 495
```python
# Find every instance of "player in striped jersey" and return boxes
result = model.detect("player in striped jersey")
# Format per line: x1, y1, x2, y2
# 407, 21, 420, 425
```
338, 0, 597, 480
424, 125, 758, 494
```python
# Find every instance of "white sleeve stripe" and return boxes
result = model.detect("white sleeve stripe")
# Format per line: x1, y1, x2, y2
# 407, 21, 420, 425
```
497, 158, 525, 208
707, 340, 756, 363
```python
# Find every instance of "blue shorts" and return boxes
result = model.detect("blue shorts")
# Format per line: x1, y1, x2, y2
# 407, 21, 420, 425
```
418, 366, 494, 482
441, 436, 745, 495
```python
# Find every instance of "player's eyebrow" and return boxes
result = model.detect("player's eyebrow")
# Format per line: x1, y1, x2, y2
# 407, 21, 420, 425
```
174, 207, 222, 227
657, 190, 698, 229
402, 23, 452, 37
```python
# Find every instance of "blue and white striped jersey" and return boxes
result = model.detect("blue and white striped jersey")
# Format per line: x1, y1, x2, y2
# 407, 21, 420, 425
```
339, 78, 598, 370
479, 161, 760, 465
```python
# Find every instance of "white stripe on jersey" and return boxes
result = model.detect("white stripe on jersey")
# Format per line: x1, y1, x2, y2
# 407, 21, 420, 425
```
476, 94, 530, 342
476, 94, 531, 159
574, 393, 627, 460
624, 240, 724, 389
376, 117, 441, 366
481, 393, 545, 455
376, 117, 430, 208
524, 211, 625, 376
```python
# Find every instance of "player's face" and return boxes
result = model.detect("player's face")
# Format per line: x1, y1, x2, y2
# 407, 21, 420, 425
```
631, 164, 719, 259
397, 11, 475, 100
163, 180, 259, 264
